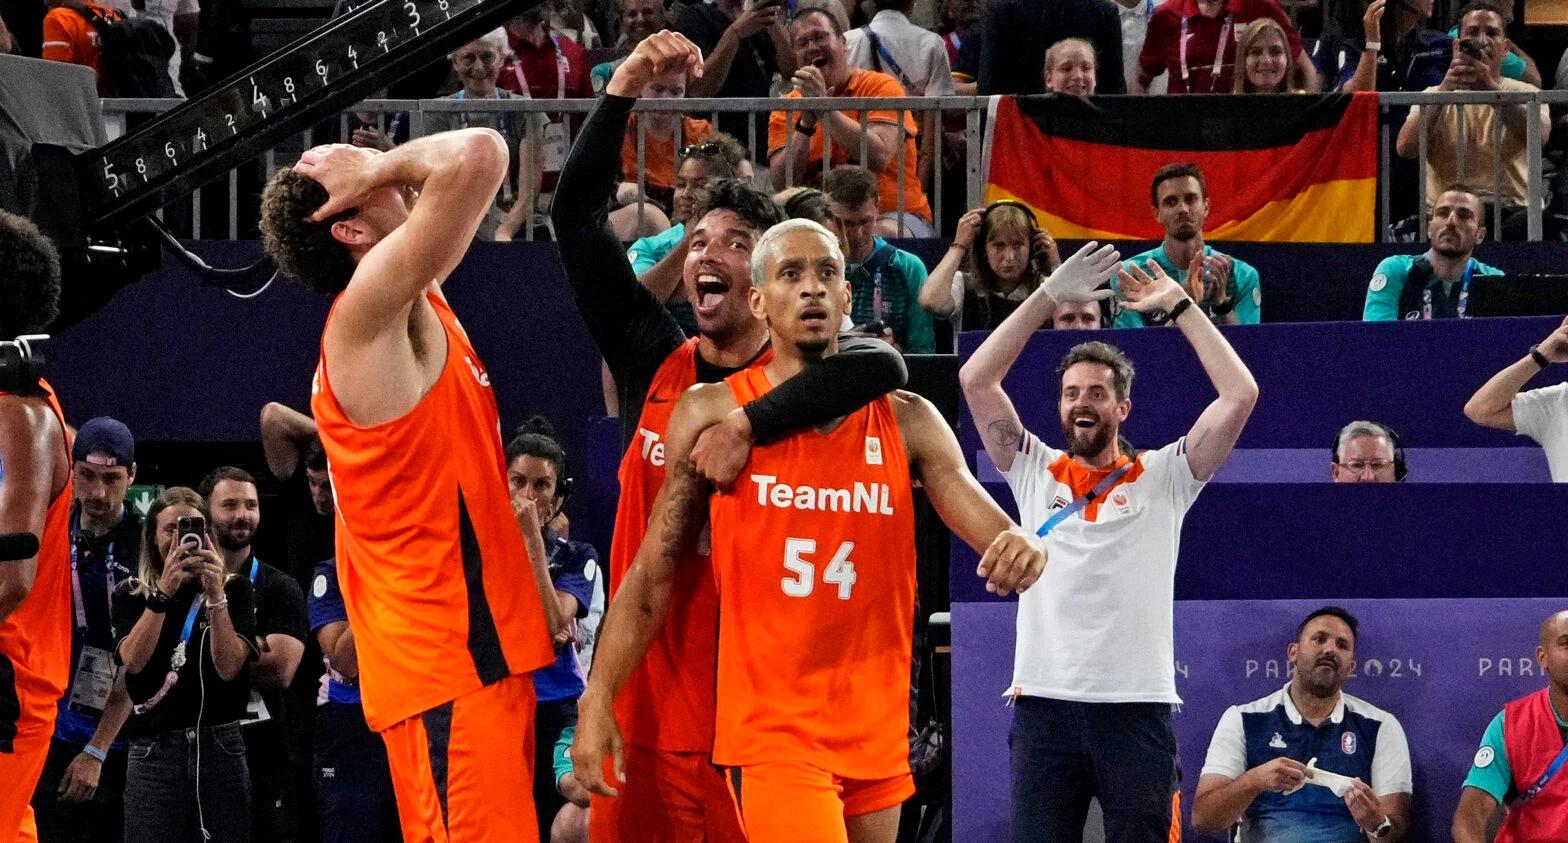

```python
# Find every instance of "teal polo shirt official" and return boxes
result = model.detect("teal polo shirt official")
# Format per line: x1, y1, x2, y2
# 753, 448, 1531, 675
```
1113, 244, 1262, 328
1362, 253, 1503, 321
627, 222, 686, 275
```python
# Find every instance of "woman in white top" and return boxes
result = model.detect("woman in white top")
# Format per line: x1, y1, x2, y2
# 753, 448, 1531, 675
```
919, 199, 1063, 333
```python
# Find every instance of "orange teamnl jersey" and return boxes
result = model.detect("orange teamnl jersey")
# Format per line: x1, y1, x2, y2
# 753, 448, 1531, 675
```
311, 292, 554, 732
0, 380, 74, 741
709, 368, 916, 779
609, 338, 774, 752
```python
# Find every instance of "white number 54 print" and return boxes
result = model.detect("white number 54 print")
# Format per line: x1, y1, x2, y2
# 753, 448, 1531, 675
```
782, 538, 857, 600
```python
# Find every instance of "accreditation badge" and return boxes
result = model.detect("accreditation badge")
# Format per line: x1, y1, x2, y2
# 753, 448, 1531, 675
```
69, 645, 116, 712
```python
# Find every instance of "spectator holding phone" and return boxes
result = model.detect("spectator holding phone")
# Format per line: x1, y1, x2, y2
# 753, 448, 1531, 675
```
920, 200, 1064, 333
675, 0, 797, 160
112, 488, 258, 843
1395, 1, 1550, 241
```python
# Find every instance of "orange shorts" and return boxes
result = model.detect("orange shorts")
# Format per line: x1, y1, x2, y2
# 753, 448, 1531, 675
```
726, 761, 914, 843
589, 745, 745, 842
0, 732, 49, 842
380, 675, 537, 843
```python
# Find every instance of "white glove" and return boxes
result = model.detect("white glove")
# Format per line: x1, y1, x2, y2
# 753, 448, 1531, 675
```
1040, 241, 1121, 304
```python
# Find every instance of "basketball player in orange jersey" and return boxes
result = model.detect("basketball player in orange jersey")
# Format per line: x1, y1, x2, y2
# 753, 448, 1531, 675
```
551, 31, 906, 841
0, 211, 73, 841
574, 218, 1074, 841
258, 130, 564, 842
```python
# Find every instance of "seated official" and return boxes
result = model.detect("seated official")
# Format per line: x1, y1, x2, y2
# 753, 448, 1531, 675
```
1194, 607, 1411, 842
919, 200, 1062, 334
1113, 163, 1262, 327
1364, 188, 1502, 321
1331, 421, 1406, 483
1452, 610, 1568, 843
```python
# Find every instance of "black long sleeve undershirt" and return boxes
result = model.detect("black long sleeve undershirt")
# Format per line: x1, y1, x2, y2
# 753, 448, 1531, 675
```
551, 94, 909, 451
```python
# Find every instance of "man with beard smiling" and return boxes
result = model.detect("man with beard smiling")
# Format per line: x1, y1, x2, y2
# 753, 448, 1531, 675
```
1194, 607, 1412, 842
1364, 187, 1503, 321
1113, 162, 1262, 327
200, 467, 308, 840
551, 32, 906, 841
960, 253, 1258, 839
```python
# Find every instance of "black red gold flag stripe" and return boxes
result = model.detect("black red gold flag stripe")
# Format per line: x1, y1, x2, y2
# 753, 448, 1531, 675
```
983, 93, 1379, 243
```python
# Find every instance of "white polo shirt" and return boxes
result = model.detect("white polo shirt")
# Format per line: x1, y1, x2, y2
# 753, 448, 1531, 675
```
1512, 382, 1568, 482
844, 9, 956, 97
1001, 430, 1204, 703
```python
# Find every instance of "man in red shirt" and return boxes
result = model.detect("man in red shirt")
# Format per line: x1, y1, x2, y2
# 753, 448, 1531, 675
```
1137, 0, 1318, 93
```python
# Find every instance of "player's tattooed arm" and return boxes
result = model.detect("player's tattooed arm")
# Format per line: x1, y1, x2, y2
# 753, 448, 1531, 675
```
575, 385, 732, 798
895, 392, 1046, 597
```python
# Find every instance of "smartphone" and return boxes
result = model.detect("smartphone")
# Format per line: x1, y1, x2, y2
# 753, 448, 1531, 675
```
176, 515, 207, 550
1458, 38, 1484, 60
854, 321, 888, 336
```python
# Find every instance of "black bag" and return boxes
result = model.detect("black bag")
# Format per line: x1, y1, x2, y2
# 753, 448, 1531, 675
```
72, 2, 176, 97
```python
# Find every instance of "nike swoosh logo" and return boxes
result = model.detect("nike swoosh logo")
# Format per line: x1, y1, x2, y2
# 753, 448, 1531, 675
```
647, 394, 678, 404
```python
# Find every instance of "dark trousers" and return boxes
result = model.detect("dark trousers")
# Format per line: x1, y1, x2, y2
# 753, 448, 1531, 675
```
313, 702, 400, 843
534, 697, 578, 839
241, 718, 296, 841
29, 737, 127, 842
1008, 697, 1177, 843
123, 722, 251, 843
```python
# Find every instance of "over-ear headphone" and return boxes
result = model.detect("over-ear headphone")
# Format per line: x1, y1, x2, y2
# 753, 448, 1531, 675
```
1331, 421, 1407, 482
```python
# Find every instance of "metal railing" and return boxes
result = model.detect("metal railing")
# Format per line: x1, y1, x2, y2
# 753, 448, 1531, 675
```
100, 91, 1567, 242
101, 95, 990, 242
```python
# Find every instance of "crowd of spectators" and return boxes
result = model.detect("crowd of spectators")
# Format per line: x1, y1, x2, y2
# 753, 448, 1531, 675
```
20, 403, 605, 843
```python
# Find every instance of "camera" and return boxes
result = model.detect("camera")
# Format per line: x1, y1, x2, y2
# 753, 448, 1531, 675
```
1458, 38, 1484, 60
176, 515, 208, 550
0, 335, 48, 394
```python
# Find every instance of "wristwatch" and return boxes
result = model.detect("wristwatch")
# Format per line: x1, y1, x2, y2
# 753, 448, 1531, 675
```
1363, 40, 1382, 53
1211, 297, 1237, 316
1367, 817, 1393, 839
144, 587, 172, 614
1530, 346, 1551, 369
794, 118, 818, 136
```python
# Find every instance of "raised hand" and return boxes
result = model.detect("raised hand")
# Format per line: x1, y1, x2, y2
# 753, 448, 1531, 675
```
1538, 315, 1568, 363
1117, 260, 1189, 316
952, 209, 984, 252
1362, 0, 1385, 44
294, 144, 380, 221
1039, 241, 1121, 303
610, 30, 705, 96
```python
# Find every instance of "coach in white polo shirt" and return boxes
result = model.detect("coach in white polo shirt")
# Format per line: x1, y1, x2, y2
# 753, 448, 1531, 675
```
1464, 315, 1568, 481
961, 246, 1259, 841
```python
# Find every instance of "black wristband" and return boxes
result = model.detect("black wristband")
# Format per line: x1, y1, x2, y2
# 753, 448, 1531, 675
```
1530, 346, 1551, 369
144, 588, 171, 613
1211, 297, 1236, 316
1162, 298, 1195, 325
794, 118, 818, 136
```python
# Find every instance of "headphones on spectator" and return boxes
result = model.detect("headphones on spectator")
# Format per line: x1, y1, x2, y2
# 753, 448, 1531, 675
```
1330, 421, 1408, 482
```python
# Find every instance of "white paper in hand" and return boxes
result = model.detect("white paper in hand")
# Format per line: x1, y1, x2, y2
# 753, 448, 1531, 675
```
1304, 756, 1355, 798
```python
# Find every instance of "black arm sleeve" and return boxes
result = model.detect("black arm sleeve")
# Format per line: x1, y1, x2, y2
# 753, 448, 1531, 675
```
550, 93, 685, 424
742, 335, 909, 444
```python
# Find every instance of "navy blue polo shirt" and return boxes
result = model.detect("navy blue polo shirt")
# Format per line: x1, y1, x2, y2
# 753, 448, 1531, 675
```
307, 558, 360, 706
533, 528, 598, 704
1202, 684, 1412, 843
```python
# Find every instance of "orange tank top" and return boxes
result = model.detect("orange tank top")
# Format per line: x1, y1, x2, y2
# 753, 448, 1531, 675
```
709, 368, 915, 779
0, 380, 74, 744
608, 338, 775, 752
311, 292, 553, 731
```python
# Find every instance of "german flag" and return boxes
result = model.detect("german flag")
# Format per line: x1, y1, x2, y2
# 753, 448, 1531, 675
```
984, 93, 1379, 243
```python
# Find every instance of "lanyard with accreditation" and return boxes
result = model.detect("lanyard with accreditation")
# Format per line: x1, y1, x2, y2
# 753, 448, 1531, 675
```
1179, 12, 1233, 92
1034, 458, 1135, 538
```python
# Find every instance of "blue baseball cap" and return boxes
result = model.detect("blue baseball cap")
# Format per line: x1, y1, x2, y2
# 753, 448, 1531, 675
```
72, 417, 135, 467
